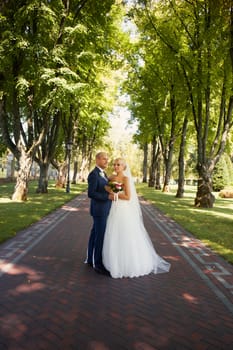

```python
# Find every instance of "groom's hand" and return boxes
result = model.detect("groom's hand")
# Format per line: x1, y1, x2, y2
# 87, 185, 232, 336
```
109, 193, 115, 201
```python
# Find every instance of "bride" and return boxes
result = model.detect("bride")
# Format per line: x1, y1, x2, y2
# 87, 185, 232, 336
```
102, 157, 171, 278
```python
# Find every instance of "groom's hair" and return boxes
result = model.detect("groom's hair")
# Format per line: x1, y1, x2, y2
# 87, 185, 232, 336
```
96, 152, 107, 159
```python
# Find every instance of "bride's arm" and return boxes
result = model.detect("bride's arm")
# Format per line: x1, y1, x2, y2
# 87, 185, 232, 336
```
118, 176, 130, 200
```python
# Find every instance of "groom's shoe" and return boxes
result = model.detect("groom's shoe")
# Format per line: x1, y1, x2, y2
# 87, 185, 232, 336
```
84, 260, 93, 267
94, 267, 111, 276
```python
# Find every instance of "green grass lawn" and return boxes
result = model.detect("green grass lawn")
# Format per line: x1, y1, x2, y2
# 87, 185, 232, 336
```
0, 180, 87, 243
136, 183, 233, 264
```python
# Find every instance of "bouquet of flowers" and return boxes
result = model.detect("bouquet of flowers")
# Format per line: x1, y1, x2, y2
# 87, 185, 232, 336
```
108, 181, 123, 193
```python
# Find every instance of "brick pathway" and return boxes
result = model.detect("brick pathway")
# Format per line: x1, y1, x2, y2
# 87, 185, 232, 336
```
0, 193, 232, 350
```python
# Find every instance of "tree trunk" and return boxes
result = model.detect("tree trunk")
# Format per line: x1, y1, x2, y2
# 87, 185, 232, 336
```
79, 157, 88, 182
55, 162, 67, 188
176, 115, 188, 198
72, 160, 78, 184
162, 83, 176, 193
195, 177, 215, 208
36, 162, 49, 193
142, 143, 148, 183
162, 146, 174, 193
155, 153, 162, 190
148, 135, 158, 187
6, 153, 15, 179
12, 150, 33, 201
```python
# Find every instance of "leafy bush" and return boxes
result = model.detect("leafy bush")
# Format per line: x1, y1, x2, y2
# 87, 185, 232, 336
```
212, 154, 233, 191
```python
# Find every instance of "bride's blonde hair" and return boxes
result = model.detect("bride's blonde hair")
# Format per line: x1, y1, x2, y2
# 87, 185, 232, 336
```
114, 157, 127, 170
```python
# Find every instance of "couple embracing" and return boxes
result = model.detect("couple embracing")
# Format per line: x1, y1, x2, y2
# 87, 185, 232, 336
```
85, 152, 170, 278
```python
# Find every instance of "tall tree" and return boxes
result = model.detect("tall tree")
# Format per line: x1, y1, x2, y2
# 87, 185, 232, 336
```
127, 0, 233, 207
0, 0, 123, 199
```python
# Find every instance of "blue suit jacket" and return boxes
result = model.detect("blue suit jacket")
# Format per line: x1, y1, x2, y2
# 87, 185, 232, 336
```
88, 167, 111, 217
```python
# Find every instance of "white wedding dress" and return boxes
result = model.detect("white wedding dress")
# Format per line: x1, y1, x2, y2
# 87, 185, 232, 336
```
102, 167, 171, 279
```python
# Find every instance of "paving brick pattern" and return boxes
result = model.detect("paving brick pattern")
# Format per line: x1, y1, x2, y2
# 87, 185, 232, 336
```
0, 193, 232, 350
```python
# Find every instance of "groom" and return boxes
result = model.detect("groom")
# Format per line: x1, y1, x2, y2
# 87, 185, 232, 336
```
86, 152, 112, 275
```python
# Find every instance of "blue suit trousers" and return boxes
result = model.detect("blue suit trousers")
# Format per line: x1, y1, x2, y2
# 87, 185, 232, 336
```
87, 215, 108, 269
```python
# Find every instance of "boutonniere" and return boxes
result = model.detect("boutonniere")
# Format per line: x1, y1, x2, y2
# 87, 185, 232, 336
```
99, 172, 105, 178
